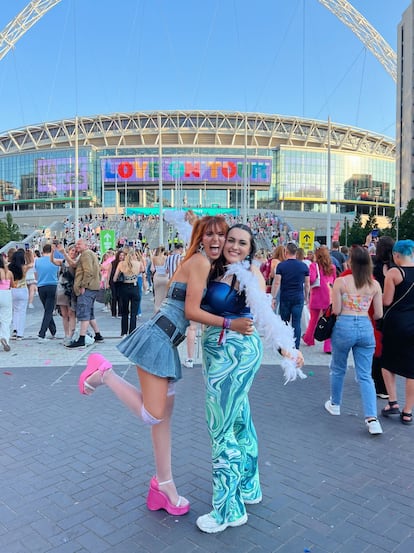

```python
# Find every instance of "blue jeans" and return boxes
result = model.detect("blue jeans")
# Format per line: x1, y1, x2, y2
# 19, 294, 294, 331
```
279, 298, 304, 349
330, 315, 377, 418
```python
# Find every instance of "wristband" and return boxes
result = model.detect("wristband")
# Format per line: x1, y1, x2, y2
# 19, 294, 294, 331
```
218, 318, 231, 346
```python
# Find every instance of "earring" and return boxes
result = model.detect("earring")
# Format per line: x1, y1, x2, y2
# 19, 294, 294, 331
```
198, 243, 204, 254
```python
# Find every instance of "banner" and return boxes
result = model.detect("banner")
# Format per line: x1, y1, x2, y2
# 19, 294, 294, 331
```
102, 156, 272, 185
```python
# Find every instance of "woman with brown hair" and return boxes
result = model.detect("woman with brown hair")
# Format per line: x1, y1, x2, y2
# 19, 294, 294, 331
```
325, 246, 383, 435
302, 246, 336, 353
108, 249, 125, 318
78, 216, 254, 517
269, 245, 286, 312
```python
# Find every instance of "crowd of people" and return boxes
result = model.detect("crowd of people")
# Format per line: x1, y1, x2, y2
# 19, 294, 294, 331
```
1, 212, 414, 534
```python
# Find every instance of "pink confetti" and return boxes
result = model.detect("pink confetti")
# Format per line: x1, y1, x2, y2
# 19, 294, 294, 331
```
44, 360, 52, 365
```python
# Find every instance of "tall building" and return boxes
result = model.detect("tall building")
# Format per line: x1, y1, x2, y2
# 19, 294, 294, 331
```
396, 1, 414, 214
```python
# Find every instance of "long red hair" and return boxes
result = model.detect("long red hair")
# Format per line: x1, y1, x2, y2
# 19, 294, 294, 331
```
181, 216, 228, 265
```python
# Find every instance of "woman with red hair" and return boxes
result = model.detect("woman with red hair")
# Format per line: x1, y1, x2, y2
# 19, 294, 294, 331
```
302, 246, 336, 353
77, 215, 254, 517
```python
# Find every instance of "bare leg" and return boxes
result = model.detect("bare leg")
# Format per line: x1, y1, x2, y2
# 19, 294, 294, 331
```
382, 368, 397, 403
68, 309, 76, 336
403, 378, 414, 416
186, 322, 197, 360
381, 368, 399, 414
59, 305, 70, 337
151, 393, 189, 506
85, 367, 144, 415
89, 318, 100, 334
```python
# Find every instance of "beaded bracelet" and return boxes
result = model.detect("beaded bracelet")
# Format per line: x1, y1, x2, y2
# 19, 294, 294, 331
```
223, 318, 231, 329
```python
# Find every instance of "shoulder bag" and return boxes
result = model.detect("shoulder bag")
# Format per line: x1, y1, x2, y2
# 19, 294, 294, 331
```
310, 263, 320, 288
314, 304, 336, 341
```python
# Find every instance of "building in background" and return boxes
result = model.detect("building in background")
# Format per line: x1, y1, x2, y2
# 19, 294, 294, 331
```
396, 2, 414, 217
0, 111, 395, 218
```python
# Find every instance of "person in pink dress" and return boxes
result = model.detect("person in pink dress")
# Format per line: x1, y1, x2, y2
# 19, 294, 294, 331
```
302, 246, 336, 353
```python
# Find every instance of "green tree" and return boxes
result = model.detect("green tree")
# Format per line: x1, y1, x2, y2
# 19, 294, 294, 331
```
5, 213, 21, 241
0, 213, 22, 247
344, 212, 367, 245
395, 199, 414, 240
0, 220, 9, 247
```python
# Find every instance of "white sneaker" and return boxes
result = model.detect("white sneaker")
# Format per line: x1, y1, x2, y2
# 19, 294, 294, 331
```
62, 337, 72, 347
28, 303, 34, 309
37, 336, 47, 343
196, 512, 248, 534
366, 418, 383, 435
325, 399, 340, 416
184, 359, 194, 368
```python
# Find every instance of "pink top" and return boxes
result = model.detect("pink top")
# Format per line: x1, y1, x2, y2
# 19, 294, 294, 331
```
0, 279, 11, 290
309, 262, 336, 310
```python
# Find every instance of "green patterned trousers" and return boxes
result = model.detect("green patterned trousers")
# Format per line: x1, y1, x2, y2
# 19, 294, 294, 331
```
202, 326, 263, 524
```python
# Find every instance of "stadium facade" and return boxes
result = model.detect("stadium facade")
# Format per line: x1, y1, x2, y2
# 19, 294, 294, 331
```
0, 111, 395, 218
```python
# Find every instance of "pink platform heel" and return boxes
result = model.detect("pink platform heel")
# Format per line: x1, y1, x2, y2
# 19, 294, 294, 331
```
146, 476, 190, 516
78, 353, 112, 395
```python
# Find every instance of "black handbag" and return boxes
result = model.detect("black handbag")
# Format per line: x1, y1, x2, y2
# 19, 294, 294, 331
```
314, 305, 336, 341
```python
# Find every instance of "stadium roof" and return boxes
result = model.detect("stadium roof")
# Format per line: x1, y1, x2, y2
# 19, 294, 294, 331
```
0, 110, 395, 158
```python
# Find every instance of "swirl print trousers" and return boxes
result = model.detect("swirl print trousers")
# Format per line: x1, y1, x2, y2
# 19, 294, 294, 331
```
202, 326, 263, 524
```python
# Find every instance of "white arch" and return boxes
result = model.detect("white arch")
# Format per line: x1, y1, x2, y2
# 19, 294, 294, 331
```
0, 0, 397, 81
0, 0, 62, 62
318, 0, 397, 82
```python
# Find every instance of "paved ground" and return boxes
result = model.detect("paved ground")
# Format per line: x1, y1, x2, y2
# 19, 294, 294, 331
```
1, 293, 413, 553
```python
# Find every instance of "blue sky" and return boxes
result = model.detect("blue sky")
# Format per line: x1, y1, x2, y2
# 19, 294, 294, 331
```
0, 0, 410, 137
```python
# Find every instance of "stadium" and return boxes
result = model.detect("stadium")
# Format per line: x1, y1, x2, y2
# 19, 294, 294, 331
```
0, 110, 395, 227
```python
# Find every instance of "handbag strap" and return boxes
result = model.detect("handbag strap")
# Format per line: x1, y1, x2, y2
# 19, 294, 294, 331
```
383, 281, 414, 319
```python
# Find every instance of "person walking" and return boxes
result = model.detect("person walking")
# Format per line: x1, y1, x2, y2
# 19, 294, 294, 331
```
8, 249, 32, 340
302, 246, 336, 353
66, 239, 104, 348
34, 243, 59, 343
77, 216, 254, 517
271, 242, 310, 349
381, 240, 414, 425
325, 246, 383, 435
0, 255, 14, 352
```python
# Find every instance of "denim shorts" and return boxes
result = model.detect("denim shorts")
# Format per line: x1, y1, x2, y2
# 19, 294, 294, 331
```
76, 289, 97, 321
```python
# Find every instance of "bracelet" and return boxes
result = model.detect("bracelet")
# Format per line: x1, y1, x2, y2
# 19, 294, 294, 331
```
223, 317, 231, 329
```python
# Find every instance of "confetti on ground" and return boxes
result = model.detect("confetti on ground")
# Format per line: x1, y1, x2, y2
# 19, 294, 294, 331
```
3, 371, 12, 375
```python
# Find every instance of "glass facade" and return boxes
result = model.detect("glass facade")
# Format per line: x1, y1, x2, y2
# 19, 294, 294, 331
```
272, 146, 395, 216
0, 143, 395, 217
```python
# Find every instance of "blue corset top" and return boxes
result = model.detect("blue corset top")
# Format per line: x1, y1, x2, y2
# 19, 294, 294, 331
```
202, 281, 251, 319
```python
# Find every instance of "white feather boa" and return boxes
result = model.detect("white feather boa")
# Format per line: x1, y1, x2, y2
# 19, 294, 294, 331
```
225, 261, 307, 384
163, 209, 193, 246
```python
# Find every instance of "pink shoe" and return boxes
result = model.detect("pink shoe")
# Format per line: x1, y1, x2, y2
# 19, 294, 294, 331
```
78, 353, 112, 395
146, 476, 190, 516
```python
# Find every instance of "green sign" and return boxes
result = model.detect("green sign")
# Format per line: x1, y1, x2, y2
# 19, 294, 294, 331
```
100, 229, 116, 253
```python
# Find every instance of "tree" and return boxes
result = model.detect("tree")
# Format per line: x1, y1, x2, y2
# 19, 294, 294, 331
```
395, 199, 414, 240
343, 212, 367, 246
0, 213, 22, 248
0, 220, 9, 247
